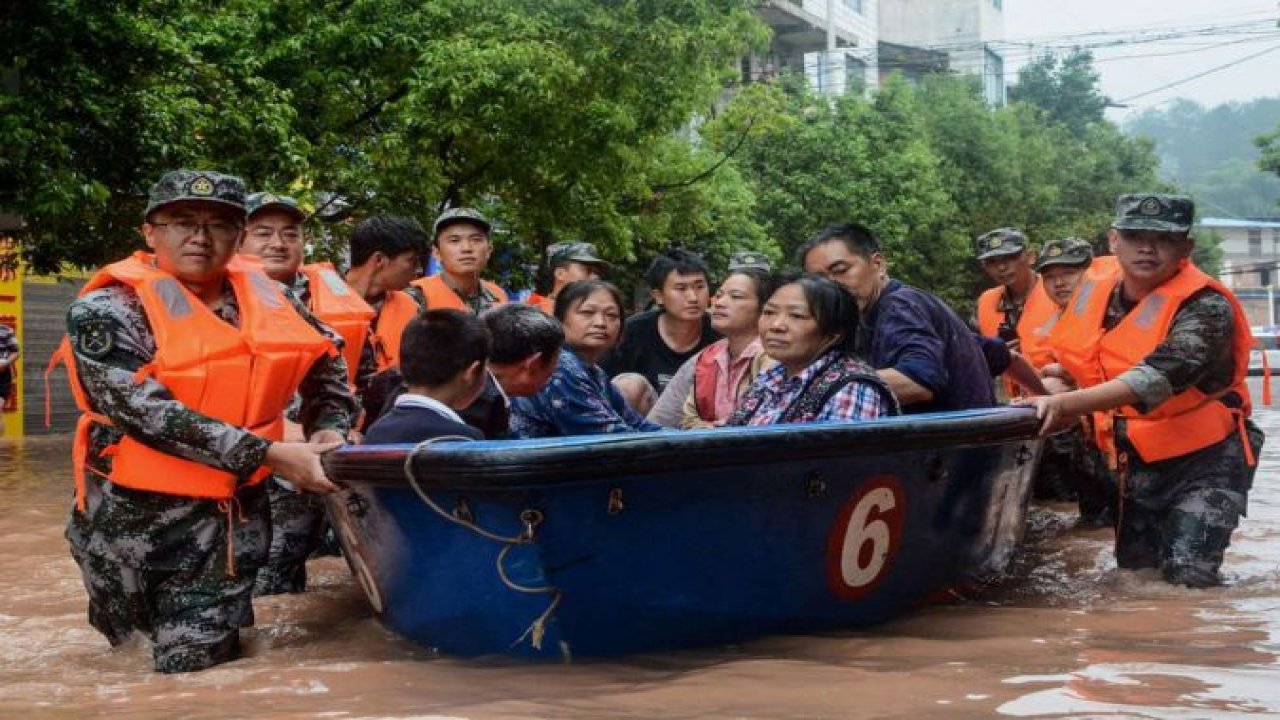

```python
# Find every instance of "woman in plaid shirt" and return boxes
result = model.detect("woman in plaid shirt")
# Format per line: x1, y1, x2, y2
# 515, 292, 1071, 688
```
728, 274, 898, 426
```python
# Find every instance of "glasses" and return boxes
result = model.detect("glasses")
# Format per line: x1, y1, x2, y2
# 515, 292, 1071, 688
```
247, 227, 304, 243
152, 220, 242, 241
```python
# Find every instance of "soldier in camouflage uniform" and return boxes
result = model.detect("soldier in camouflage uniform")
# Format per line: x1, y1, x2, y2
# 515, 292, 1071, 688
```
64, 170, 356, 672
1027, 194, 1264, 588
238, 192, 349, 596
1032, 237, 1115, 526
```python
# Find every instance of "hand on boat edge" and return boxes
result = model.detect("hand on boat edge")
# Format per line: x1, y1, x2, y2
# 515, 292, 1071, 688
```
265, 440, 343, 494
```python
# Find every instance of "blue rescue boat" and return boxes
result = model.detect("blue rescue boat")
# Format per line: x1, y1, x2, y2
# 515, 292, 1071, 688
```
322, 406, 1042, 659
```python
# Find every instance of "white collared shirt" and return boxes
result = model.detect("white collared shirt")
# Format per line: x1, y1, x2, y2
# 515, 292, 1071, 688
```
394, 392, 465, 424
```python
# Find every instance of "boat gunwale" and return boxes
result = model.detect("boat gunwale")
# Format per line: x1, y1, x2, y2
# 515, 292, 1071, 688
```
325, 406, 1042, 490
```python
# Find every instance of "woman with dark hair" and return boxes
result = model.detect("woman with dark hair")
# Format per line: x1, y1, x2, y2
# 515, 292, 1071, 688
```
675, 268, 778, 428
510, 280, 662, 438
727, 274, 898, 426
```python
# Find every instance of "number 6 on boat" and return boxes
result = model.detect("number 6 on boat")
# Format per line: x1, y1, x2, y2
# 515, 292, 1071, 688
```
826, 475, 905, 599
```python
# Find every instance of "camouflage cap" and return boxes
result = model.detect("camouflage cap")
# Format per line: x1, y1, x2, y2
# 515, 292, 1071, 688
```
548, 241, 610, 270
145, 170, 247, 219
1035, 236, 1093, 271
727, 251, 771, 272
432, 207, 491, 240
1112, 193, 1194, 233
246, 191, 306, 222
976, 228, 1029, 261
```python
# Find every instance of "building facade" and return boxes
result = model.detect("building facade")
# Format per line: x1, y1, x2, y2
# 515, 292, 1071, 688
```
751, 0, 1005, 102
877, 0, 1006, 104
1202, 217, 1280, 328
752, 0, 879, 95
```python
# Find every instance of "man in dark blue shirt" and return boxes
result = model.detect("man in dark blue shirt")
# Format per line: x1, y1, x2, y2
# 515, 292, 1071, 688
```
800, 222, 995, 414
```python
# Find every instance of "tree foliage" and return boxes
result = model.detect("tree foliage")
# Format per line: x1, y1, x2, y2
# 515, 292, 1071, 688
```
1007, 51, 1109, 138
0, 5, 1177, 306
731, 76, 969, 304
1, 0, 767, 275
1129, 97, 1280, 217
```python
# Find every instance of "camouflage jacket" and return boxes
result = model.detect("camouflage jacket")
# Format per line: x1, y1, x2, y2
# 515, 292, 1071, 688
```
65, 276, 356, 570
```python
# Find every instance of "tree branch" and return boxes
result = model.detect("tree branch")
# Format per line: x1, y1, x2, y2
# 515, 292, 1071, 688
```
651, 114, 757, 193
342, 83, 410, 131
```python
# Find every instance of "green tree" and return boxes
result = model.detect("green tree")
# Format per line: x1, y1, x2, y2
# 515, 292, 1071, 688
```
1260, 125, 1280, 204
1007, 50, 1109, 138
1130, 97, 1280, 216
0, 1, 305, 272
1, 0, 769, 276
734, 76, 969, 305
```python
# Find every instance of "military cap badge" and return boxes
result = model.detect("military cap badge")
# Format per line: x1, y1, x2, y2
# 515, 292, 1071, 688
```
1046, 245, 1063, 257
189, 176, 215, 197
987, 236, 1003, 250
1139, 196, 1162, 216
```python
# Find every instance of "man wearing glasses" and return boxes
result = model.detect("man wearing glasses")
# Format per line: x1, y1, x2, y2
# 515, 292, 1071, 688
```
61, 170, 356, 672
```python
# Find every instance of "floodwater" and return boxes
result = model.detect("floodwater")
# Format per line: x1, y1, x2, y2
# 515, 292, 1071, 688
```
2, 409, 1280, 719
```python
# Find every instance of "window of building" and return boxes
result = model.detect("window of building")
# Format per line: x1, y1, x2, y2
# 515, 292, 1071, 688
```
842, 0, 863, 13
984, 47, 1005, 106
1249, 228, 1263, 257
845, 55, 867, 94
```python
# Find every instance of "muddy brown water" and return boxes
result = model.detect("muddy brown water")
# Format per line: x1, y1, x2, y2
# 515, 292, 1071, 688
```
3, 408, 1279, 719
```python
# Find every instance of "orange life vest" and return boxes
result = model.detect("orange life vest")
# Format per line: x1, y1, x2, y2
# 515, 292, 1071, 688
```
527, 292, 554, 315
412, 274, 509, 311
1050, 258, 1254, 467
978, 279, 1056, 395
1011, 281, 1059, 370
369, 290, 423, 372
298, 263, 375, 387
1018, 258, 1120, 369
371, 274, 510, 371
58, 253, 335, 508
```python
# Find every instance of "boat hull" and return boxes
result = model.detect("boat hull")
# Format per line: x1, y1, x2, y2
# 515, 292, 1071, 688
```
324, 407, 1042, 659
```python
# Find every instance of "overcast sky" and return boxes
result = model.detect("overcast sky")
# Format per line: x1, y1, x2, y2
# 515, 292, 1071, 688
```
1004, 0, 1280, 118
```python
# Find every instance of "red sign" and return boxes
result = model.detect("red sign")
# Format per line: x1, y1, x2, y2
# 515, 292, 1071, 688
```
825, 475, 905, 600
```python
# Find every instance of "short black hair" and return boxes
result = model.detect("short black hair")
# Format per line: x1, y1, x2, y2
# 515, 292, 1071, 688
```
399, 309, 491, 387
768, 272, 858, 352
796, 222, 882, 267
724, 267, 779, 312
350, 215, 429, 268
554, 279, 624, 322
481, 304, 565, 365
645, 248, 709, 290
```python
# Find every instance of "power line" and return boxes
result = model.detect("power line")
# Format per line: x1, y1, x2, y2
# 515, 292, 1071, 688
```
1116, 42, 1280, 103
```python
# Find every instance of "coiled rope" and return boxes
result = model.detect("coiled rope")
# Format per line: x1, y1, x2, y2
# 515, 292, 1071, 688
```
403, 436, 563, 650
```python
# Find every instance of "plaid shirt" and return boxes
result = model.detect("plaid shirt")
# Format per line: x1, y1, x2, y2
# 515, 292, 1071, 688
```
736, 351, 887, 426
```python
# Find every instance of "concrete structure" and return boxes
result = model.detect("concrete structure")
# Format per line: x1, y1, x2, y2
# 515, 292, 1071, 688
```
752, 0, 878, 95
876, 41, 949, 87
878, 0, 1006, 105
1202, 217, 1280, 328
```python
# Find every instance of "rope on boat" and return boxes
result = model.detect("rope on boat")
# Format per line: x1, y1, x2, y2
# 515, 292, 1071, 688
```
404, 437, 564, 650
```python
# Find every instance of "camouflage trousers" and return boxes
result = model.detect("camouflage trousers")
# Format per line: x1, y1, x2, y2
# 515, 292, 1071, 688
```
1115, 421, 1263, 588
67, 485, 270, 673
253, 478, 328, 596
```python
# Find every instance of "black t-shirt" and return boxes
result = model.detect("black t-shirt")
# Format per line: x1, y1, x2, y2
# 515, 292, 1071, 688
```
601, 309, 720, 393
